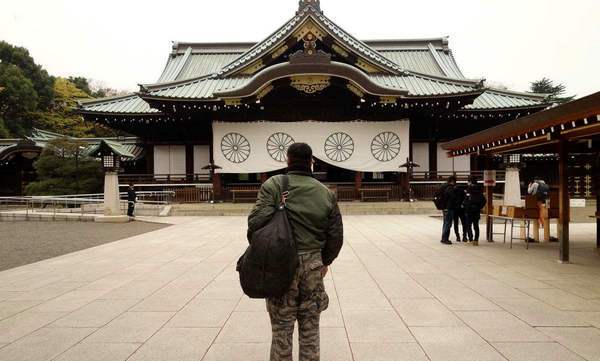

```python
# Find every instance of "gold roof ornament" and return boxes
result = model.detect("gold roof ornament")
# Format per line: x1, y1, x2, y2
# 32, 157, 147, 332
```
298, 0, 321, 12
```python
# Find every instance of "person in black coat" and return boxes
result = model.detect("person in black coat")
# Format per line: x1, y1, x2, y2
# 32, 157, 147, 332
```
127, 183, 137, 217
439, 176, 458, 244
453, 184, 468, 242
462, 176, 487, 243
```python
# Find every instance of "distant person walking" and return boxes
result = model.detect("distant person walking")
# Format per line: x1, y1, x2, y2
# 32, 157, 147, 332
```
247, 143, 343, 361
127, 183, 137, 217
462, 176, 487, 244
435, 176, 458, 244
528, 176, 549, 227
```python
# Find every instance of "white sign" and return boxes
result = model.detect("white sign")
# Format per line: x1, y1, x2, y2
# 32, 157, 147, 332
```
483, 170, 497, 187
212, 120, 410, 174
570, 199, 586, 208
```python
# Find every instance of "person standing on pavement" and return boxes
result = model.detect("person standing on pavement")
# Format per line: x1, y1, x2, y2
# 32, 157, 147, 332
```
463, 176, 487, 244
247, 143, 344, 361
439, 176, 458, 244
127, 183, 137, 218
527, 176, 549, 227
453, 182, 468, 242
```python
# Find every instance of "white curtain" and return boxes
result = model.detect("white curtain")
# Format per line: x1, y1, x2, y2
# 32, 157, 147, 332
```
213, 120, 410, 174
153, 145, 186, 178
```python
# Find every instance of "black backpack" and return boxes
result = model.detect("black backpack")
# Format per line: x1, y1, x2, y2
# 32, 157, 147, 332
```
535, 182, 550, 201
433, 185, 449, 210
464, 188, 487, 214
237, 175, 298, 299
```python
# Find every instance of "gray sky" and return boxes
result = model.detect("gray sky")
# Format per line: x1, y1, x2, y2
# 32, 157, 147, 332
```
1, 0, 598, 97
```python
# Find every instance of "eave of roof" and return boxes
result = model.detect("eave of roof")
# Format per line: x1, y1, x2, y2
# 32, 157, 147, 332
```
460, 88, 549, 111
442, 91, 600, 154
78, 94, 162, 116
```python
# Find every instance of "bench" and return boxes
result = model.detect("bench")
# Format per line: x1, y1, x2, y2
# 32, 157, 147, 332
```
360, 187, 391, 202
231, 189, 259, 203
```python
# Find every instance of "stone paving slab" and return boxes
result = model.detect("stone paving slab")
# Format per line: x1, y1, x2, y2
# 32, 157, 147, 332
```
0, 215, 599, 360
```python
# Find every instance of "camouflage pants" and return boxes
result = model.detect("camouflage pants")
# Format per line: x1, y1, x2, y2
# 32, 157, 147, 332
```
267, 251, 329, 361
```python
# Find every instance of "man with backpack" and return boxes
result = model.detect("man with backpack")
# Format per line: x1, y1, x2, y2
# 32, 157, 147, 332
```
528, 176, 549, 227
247, 143, 343, 361
462, 176, 487, 245
435, 176, 459, 244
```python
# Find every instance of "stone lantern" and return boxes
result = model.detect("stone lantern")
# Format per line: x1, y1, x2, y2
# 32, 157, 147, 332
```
86, 140, 134, 222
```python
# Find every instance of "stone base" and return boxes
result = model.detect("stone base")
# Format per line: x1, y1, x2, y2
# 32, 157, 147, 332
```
94, 215, 130, 223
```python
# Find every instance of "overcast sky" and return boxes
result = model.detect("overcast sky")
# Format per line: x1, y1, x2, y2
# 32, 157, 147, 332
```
1, 0, 598, 97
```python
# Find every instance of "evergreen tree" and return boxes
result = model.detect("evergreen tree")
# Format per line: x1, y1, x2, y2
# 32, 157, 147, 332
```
0, 41, 55, 110
530, 78, 575, 103
25, 138, 103, 196
0, 63, 38, 135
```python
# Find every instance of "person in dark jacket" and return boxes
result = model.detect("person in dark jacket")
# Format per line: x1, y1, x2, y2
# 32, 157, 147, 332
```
127, 183, 136, 217
453, 183, 468, 242
248, 143, 343, 361
463, 176, 487, 244
440, 176, 458, 244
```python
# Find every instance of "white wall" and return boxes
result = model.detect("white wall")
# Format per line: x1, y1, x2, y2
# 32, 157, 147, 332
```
193, 145, 211, 175
411, 142, 430, 172
437, 144, 470, 172
154, 145, 186, 178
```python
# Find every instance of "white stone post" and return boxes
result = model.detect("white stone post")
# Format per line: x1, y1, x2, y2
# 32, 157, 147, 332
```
103, 171, 121, 216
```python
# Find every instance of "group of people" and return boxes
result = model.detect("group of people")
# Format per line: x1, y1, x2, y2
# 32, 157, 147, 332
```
436, 175, 487, 245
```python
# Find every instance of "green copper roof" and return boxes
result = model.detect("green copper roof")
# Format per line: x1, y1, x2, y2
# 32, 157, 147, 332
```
464, 89, 548, 110
85, 139, 136, 159
79, 95, 160, 115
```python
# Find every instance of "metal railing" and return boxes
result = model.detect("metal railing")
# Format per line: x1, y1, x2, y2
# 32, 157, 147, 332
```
120, 173, 210, 184
0, 191, 176, 219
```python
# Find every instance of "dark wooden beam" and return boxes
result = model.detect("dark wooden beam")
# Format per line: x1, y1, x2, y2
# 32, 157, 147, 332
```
483, 155, 494, 243
558, 139, 570, 263
354, 172, 363, 200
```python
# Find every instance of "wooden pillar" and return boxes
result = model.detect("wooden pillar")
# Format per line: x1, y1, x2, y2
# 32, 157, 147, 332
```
596, 188, 600, 249
429, 141, 437, 179
484, 156, 494, 242
145, 144, 154, 175
260, 173, 269, 183
212, 173, 223, 201
355, 172, 363, 201
185, 144, 194, 182
558, 140, 570, 263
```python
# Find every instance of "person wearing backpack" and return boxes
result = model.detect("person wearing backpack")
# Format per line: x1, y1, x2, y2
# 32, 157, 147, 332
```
436, 176, 458, 245
528, 176, 549, 227
247, 143, 343, 361
463, 176, 487, 245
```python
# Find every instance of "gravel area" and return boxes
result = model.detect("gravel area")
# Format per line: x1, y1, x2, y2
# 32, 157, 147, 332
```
0, 221, 169, 271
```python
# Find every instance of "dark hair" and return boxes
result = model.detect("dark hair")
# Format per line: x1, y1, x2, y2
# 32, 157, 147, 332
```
468, 175, 478, 184
287, 143, 313, 164
447, 175, 457, 184
129, 182, 134, 187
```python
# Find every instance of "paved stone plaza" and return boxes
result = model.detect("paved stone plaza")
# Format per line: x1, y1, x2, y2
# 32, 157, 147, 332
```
0, 215, 599, 361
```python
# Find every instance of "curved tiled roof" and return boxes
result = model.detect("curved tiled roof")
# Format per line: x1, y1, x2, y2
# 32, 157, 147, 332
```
79, 95, 160, 115
463, 89, 548, 110
217, 5, 406, 76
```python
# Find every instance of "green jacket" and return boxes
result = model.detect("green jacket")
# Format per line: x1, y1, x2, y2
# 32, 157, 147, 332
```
247, 171, 344, 266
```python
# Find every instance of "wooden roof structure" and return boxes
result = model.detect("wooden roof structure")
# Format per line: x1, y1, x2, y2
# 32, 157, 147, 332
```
442, 92, 600, 156
78, 0, 549, 125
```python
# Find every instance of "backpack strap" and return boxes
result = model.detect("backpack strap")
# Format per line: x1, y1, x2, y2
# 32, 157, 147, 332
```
280, 175, 290, 207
